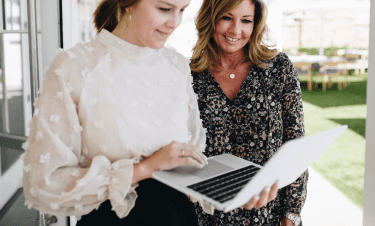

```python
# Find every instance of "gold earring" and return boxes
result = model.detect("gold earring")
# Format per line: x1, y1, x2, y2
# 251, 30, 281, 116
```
117, 6, 122, 22
125, 13, 132, 27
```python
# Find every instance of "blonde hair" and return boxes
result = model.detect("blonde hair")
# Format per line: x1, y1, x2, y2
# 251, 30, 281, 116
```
94, 0, 141, 33
191, 0, 277, 73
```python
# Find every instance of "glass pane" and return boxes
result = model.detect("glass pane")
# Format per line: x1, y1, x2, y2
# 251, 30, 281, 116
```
0, 33, 25, 136
4, 0, 21, 30
0, 146, 22, 175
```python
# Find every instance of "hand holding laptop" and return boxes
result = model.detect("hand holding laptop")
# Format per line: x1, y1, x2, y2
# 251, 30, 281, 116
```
153, 125, 347, 212
243, 180, 279, 210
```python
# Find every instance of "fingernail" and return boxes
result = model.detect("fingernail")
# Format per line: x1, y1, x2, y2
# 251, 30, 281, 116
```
264, 186, 270, 192
253, 195, 260, 200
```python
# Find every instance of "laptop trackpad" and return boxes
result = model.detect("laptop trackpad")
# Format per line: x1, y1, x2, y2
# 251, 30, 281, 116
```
175, 159, 234, 180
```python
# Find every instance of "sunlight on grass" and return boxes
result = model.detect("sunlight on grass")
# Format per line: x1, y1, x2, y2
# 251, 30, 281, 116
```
301, 79, 367, 108
303, 101, 366, 210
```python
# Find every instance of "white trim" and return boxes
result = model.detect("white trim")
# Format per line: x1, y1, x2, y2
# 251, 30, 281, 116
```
20, 0, 32, 137
40, 0, 60, 71
363, 0, 375, 224
0, 157, 23, 210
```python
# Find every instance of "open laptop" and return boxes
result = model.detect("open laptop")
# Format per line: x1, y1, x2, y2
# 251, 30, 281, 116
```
152, 125, 347, 212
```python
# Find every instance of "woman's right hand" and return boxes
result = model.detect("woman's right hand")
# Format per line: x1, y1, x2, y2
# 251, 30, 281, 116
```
146, 141, 208, 171
132, 141, 208, 185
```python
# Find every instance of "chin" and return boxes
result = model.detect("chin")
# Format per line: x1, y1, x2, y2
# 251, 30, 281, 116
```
145, 38, 167, 49
223, 47, 242, 54
222, 44, 247, 54
148, 42, 165, 50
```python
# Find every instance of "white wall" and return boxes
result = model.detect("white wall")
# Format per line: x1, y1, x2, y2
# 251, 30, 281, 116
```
267, 0, 283, 51
363, 0, 375, 224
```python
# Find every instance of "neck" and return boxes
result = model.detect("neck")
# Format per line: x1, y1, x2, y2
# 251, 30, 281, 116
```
219, 51, 244, 71
112, 17, 141, 47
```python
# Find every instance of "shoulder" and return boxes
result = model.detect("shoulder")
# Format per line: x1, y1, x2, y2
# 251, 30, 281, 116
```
64, 39, 108, 65
266, 52, 293, 68
263, 52, 297, 79
48, 39, 109, 78
159, 46, 190, 72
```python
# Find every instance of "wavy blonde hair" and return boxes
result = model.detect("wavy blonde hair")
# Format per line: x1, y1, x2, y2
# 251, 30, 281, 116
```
191, 0, 277, 73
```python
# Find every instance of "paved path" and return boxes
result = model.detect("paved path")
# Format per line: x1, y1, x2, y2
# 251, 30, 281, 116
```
301, 167, 363, 226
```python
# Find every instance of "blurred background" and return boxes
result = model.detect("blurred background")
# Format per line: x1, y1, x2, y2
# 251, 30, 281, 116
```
0, 0, 370, 225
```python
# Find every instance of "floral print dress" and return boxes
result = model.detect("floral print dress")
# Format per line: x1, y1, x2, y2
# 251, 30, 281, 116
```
191, 52, 308, 226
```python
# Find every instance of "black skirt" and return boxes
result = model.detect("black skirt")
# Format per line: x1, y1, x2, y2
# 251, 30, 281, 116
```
76, 179, 199, 226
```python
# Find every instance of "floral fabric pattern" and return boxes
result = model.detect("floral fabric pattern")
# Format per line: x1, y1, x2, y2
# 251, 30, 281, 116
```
191, 52, 308, 226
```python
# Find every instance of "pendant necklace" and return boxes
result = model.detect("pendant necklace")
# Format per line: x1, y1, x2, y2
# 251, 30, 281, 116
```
220, 60, 243, 79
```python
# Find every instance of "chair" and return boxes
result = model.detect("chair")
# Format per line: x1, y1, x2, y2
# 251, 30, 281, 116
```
293, 62, 313, 91
320, 61, 350, 91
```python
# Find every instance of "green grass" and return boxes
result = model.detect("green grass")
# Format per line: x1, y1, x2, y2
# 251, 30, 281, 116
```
301, 78, 367, 210
300, 75, 367, 108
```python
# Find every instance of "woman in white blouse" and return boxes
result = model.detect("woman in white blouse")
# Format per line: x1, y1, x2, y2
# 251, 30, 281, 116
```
22, 0, 208, 225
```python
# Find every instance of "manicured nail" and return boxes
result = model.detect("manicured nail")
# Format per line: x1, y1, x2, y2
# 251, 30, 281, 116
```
253, 195, 260, 200
264, 186, 270, 192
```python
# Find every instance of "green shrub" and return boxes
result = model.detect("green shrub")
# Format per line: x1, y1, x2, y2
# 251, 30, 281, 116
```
298, 46, 349, 56
298, 47, 319, 55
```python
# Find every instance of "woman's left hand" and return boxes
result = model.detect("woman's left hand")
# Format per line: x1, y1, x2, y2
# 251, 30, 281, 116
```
243, 181, 279, 210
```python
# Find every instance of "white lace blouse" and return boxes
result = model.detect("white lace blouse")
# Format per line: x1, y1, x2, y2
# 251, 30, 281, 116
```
22, 29, 206, 218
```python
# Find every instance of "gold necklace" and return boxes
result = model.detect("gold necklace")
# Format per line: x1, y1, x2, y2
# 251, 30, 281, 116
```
219, 60, 243, 79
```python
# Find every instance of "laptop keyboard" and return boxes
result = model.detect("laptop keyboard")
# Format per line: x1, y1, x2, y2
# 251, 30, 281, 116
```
187, 165, 260, 203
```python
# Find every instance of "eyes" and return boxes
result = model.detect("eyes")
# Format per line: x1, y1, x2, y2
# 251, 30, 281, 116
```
222, 16, 253, 24
159, 8, 186, 13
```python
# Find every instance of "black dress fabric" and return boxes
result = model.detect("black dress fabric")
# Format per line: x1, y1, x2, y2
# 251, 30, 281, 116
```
76, 179, 199, 226
191, 52, 308, 226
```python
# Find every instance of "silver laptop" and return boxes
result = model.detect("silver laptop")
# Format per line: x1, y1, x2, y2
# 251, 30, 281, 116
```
152, 125, 347, 212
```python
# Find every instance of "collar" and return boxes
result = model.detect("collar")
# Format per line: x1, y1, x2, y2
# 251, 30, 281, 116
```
96, 29, 156, 59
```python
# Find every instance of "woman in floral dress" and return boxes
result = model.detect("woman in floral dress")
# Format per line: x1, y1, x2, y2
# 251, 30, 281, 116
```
190, 0, 308, 225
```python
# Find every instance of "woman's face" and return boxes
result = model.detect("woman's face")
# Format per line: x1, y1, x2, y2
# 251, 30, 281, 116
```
213, 0, 255, 55
126, 0, 190, 49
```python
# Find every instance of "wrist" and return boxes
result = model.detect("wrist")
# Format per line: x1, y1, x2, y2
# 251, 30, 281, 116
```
132, 159, 155, 184
283, 212, 301, 226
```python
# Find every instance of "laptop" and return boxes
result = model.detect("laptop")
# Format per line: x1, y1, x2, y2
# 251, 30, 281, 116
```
152, 125, 347, 212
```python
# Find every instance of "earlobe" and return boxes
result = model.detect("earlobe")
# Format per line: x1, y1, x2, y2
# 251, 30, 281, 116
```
125, 7, 133, 13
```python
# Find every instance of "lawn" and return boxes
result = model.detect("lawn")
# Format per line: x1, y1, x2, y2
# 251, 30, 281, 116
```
300, 74, 367, 210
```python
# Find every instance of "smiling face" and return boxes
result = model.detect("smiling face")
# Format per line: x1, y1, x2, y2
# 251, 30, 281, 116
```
213, 0, 255, 56
125, 0, 190, 49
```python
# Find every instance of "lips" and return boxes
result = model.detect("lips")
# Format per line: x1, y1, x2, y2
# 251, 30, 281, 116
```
157, 30, 172, 37
225, 35, 239, 42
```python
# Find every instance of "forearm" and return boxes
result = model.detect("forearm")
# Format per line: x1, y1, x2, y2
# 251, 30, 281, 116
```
131, 158, 156, 185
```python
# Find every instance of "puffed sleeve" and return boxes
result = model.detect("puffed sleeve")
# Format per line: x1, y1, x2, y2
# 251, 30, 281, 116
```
177, 56, 215, 214
280, 53, 309, 215
22, 48, 138, 218
185, 63, 206, 152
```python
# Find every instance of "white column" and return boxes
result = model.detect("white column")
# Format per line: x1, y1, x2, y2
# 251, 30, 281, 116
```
363, 0, 375, 224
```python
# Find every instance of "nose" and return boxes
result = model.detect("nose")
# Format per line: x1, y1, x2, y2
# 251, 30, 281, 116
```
228, 20, 241, 36
166, 12, 182, 30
